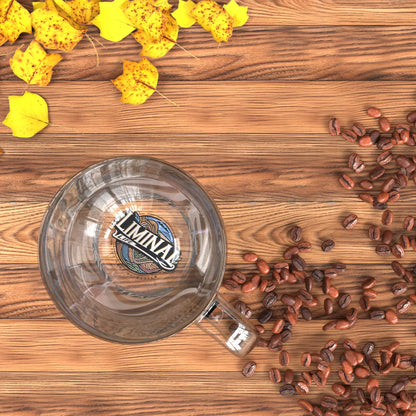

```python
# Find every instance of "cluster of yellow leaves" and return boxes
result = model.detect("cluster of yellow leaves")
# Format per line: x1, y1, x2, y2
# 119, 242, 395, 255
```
1, 0, 249, 137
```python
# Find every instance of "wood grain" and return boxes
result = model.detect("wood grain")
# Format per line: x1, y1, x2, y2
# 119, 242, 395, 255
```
3, 26, 416, 81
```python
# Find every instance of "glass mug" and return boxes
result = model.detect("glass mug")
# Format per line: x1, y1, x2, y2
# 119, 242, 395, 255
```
38, 156, 258, 356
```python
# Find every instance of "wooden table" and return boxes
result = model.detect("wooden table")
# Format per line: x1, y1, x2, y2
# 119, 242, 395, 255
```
2, 1, 416, 414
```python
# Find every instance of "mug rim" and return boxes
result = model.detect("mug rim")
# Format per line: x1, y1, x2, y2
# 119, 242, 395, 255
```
38, 155, 227, 344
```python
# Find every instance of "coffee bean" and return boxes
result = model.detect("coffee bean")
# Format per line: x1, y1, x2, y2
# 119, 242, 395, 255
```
359, 295, 371, 311
378, 136, 393, 150
289, 225, 302, 242
234, 300, 252, 319
243, 252, 258, 263
392, 380, 407, 394
231, 270, 247, 284
400, 234, 410, 250
396, 298, 411, 314
259, 278, 276, 293
268, 367, 281, 383
352, 123, 366, 137
392, 282, 408, 296
323, 320, 337, 331
273, 262, 289, 271
374, 201, 388, 211
324, 298, 334, 315
382, 230, 393, 244
377, 191, 389, 203
292, 254, 306, 271
360, 193, 374, 203
363, 288, 377, 298
362, 276, 376, 289
338, 293, 352, 309
336, 319, 350, 330
368, 225, 381, 241
339, 173, 355, 190
381, 209, 393, 225
281, 329, 292, 343
268, 334, 283, 351
376, 244, 391, 256
341, 129, 358, 143
368, 107, 382, 118
298, 241, 312, 252
396, 172, 409, 188
329, 118, 341, 136
385, 309, 399, 324
256, 259, 270, 274
321, 239, 335, 252
370, 129, 381, 144
298, 399, 314, 413
360, 180, 374, 190
280, 384, 295, 396
271, 318, 284, 334
312, 269, 324, 283
332, 383, 346, 396
321, 348, 334, 363
222, 279, 239, 290
388, 190, 400, 203
369, 166, 385, 180
328, 286, 339, 299
305, 276, 313, 292
321, 395, 338, 410
382, 177, 396, 193
379, 116, 391, 132
325, 268, 337, 278
343, 214, 358, 230
396, 155, 412, 168
283, 245, 299, 260
263, 291, 278, 308
363, 342, 375, 357
392, 243, 405, 258
242, 361, 257, 377
377, 150, 393, 165
370, 310, 385, 320
403, 216, 415, 231
359, 135, 373, 147
280, 350, 290, 366
241, 274, 261, 293
406, 110, 416, 123
284, 369, 294, 384
355, 366, 370, 379
258, 308, 273, 324
346, 307, 358, 322
301, 306, 312, 321
349, 152, 366, 172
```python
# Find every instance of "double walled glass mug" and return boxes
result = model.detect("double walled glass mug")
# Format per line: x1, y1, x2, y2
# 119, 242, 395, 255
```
38, 156, 258, 356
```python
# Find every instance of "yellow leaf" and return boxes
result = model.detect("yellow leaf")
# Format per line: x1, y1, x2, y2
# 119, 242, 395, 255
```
92, 0, 135, 42
31, 7, 85, 51
123, 0, 168, 41
32, 1, 44, 9
132, 14, 178, 58
190, 0, 233, 43
224, 0, 247, 27
0, 34, 7, 46
171, 0, 195, 28
66, 0, 100, 24
112, 58, 158, 105
2, 92, 49, 138
0, 0, 32, 44
9, 40, 62, 86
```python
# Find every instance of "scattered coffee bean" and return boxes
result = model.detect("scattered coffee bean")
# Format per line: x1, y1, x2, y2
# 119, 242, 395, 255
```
231, 270, 247, 284
377, 150, 393, 165
343, 214, 358, 230
369, 166, 385, 180
382, 230, 393, 244
370, 310, 385, 320
368, 107, 382, 118
258, 308, 273, 324
391, 243, 405, 259
360, 193, 374, 203
283, 245, 299, 260
321, 239, 335, 252
396, 298, 411, 314
256, 259, 270, 274
353, 123, 366, 137
268, 367, 281, 383
268, 334, 283, 351
407, 110, 416, 123
368, 225, 381, 241
376, 244, 391, 256
349, 152, 365, 172
359, 179, 373, 190
381, 209, 393, 226
403, 216, 415, 231
379, 117, 391, 132
298, 399, 314, 413
284, 369, 294, 384
338, 293, 352, 309
280, 384, 295, 396
375, 199, 388, 210
363, 342, 375, 357
298, 241, 312, 252
243, 252, 258, 263
242, 361, 257, 377
241, 274, 261, 293
341, 129, 358, 143
289, 225, 302, 242
339, 173, 355, 190
324, 298, 334, 315
292, 254, 306, 271
263, 291, 278, 308
280, 350, 290, 366
391, 282, 408, 296
385, 309, 399, 324
300, 306, 312, 321
222, 279, 239, 291
234, 300, 252, 319
362, 276, 376, 289
359, 295, 371, 311
329, 118, 341, 136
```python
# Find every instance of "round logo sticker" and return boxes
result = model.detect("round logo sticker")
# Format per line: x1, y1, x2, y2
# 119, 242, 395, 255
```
112, 210, 181, 274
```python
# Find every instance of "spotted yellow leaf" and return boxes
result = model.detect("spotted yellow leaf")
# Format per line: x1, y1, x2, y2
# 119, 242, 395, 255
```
112, 58, 158, 105
171, 0, 195, 28
132, 14, 178, 58
66, 0, 99, 23
190, 0, 233, 43
224, 0, 247, 27
92, 0, 135, 42
123, 0, 168, 41
0, 0, 32, 44
10, 40, 62, 86
2, 92, 49, 138
31, 7, 85, 51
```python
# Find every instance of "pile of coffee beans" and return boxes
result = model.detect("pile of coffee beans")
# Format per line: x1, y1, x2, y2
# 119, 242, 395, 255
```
221, 107, 416, 415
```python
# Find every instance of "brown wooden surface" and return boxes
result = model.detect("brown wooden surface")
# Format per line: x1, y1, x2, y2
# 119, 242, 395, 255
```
3, 1, 416, 415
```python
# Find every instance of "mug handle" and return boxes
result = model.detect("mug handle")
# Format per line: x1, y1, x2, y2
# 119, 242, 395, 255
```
196, 293, 258, 357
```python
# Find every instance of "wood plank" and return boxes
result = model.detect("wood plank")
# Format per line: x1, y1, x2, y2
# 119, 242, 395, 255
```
4, 200, 416, 264
4, 26, 416, 81
2, 81, 416, 135
0, 132, 402, 203
13, 0, 416, 26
